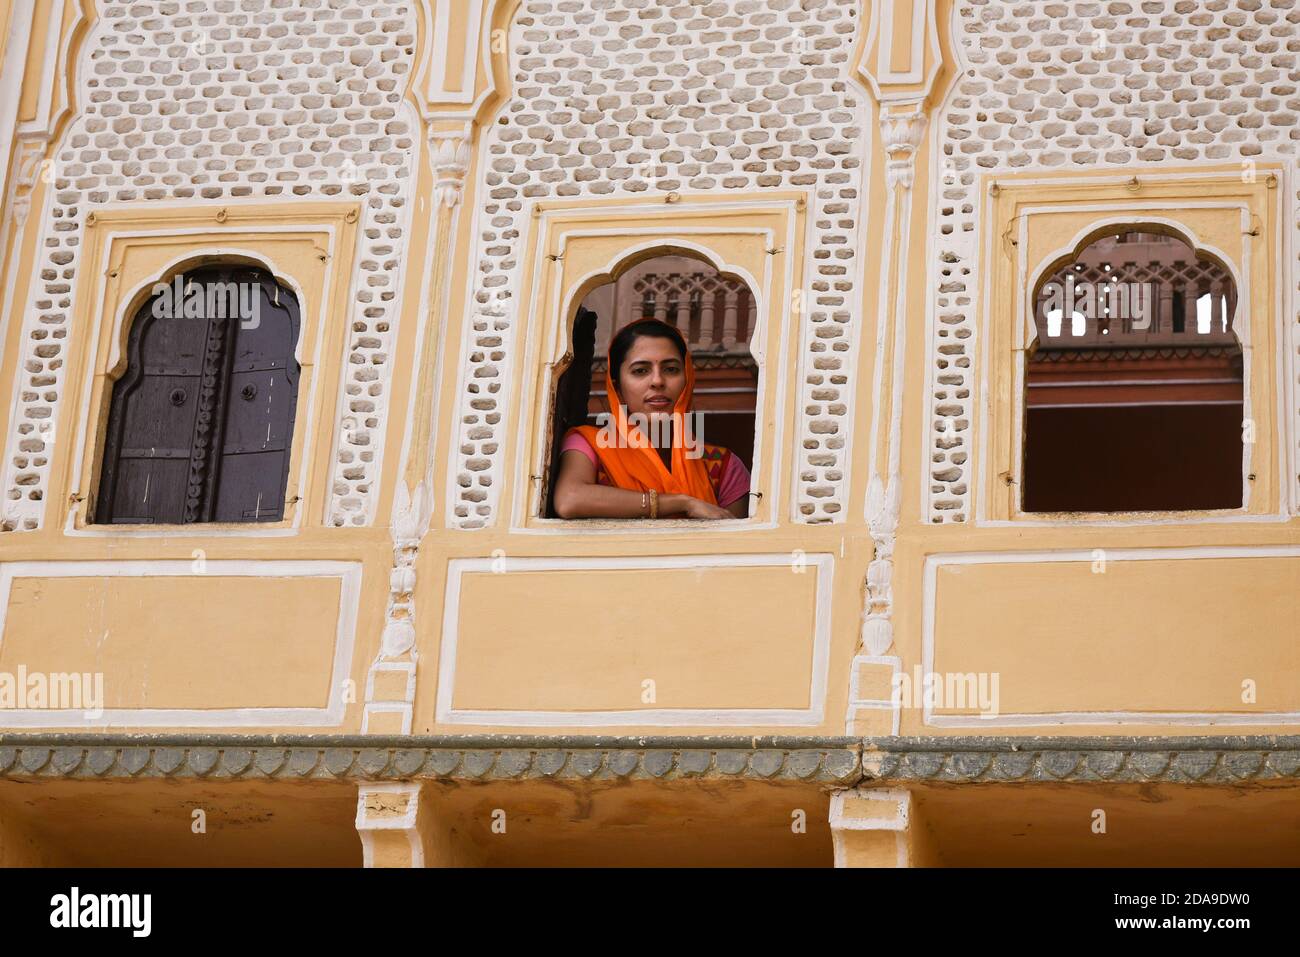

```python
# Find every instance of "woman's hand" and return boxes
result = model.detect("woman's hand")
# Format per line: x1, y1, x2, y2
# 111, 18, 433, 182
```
553, 450, 738, 521
675, 495, 734, 520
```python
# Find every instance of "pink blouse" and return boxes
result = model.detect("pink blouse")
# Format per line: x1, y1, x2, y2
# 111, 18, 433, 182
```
561, 431, 751, 508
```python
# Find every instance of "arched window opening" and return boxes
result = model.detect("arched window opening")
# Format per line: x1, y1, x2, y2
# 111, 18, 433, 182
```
94, 265, 301, 525
1023, 228, 1243, 512
545, 252, 759, 520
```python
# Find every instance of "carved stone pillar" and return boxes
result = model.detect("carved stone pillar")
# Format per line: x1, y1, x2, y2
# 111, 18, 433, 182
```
1157, 279, 1174, 338
355, 782, 481, 868
362, 124, 471, 732
830, 788, 938, 867
845, 0, 947, 733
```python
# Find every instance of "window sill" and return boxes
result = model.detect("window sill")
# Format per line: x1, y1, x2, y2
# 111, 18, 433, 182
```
66, 517, 299, 537
1002, 505, 1257, 525
529, 516, 757, 532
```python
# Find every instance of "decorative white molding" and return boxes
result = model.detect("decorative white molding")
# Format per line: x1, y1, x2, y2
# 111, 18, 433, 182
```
0, 1, 38, 209
1, 0, 86, 221
874, 0, 929, 86
857, 104, 926, 665
857, 0, 943, 106
383, 480, 426, 658
880, 111, 928, 190
414, 0, 487, 113
861, 476, 901, 655
362, 479, 430, 734
431, 130, 472, 208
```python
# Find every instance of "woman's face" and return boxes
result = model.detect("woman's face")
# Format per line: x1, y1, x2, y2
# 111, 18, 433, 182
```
616, 335, 686, 420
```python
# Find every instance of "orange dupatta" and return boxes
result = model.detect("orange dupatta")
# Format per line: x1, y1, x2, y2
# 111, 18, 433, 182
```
572, 322, 718, 504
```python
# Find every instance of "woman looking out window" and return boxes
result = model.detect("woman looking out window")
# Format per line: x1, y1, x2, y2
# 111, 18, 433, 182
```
552, 318, 750, 520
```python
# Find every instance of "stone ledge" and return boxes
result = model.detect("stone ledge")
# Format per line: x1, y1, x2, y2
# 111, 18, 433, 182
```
862, 736, 1300, 785
0, 735, 862, 784
2, 735, 1300, 785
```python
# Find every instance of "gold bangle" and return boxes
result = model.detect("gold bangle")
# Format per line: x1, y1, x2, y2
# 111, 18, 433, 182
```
649, 488, 658, 519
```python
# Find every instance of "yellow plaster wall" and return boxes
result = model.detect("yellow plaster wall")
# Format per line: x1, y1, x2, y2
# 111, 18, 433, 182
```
930, 555, 1300, 717
0, 573, 345, 709
413, 529, 869, 734
407, 186, 873, 734
913, 783, 1300, 867
0, 800, 68, 866
0, 0, 1295, 744
879, 162, 1300, 737
0, 196, 392, 733
449, 564, 818, 713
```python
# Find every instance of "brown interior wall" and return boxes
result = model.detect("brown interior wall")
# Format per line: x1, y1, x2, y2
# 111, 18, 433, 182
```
1023, 404, 1244, 512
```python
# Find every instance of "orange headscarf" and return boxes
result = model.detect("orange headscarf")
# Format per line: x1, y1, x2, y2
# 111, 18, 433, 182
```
573, 320, 718, 504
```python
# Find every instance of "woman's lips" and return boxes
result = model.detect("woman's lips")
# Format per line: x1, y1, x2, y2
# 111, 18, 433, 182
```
645, 396, 671, 407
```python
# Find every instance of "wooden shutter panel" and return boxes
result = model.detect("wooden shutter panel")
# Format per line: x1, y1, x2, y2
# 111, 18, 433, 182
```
96, 280, 214, 524
95, 266, 300, 525
544, 306, 598, 517
210, 273, 300, 523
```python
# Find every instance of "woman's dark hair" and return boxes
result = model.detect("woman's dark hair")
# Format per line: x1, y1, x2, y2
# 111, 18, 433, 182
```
608, 320, 687, 394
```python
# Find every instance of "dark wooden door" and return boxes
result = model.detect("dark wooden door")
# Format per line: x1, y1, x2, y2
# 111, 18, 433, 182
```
95, 266, 300, 524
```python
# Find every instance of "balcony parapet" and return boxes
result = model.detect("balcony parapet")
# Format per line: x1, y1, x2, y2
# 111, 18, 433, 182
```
0, 734, 862, 785
3, 734, 1300, 787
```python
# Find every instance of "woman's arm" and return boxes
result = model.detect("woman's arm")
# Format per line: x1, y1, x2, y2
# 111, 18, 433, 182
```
552, 450, 731, 519
718, 452, 751, 518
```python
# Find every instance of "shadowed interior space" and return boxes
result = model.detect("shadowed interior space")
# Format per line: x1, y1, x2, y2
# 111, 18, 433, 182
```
1023, 404, 1244, 512
0, 777, 832, 867
907, 782, 1300, 867
0, 779, 363, 867
421, 778, 833, 867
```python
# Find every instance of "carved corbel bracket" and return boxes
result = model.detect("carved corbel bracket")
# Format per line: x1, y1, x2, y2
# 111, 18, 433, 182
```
880, 110, 929, 190
430, 130, 472, 208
